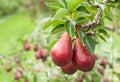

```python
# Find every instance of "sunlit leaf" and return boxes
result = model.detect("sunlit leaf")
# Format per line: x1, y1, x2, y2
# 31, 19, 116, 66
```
51, 24, 65, 34
54, 8, 70, 19
76, 6, 90, 14
67, 0, 84, 11
49, 39, 58, 48
42, 20, 53, 30
76, 17, 89, 24
45, 2, 63, 10
42, 20, 64, 30
64, 21, 74, 36
59, 0, 67, 8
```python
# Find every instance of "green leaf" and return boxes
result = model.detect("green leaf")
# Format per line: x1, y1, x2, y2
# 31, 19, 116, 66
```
45, 2, 62, 10
104, 8, 112, 21
67, 0, 84, 11
42, 20, 53, 30
33, 74, 37, 82
116, 58, 120, 63
76, 17, 89, 24
64, 21, 74, 36
78, 30, 86, 44
51, 24, 65, 34
99, 34, 106, 42
113, 72, 120, 80
49, 39, 58, 49
71, 11, 79, 20
59, 0, 67, 8
76, 6, 90, 14
85, 36, 96, 53
42, 20, 64, 30
54, 8, 70, 19
52, 20, 64, 27
99, 29, 109, 37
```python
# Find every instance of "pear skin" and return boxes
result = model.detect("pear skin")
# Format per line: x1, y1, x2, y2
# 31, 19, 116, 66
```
51, 32, 73, 66
61, 61, 77, 75
73, 38, 96, 72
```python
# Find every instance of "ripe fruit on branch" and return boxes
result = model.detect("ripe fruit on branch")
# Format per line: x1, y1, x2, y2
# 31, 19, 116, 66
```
35, 49, 47, 60
79, 77, 84, 82
100, 59, 107, 68
24, 78, 29, 82
103, 78, 110, 82
51, 32, 73, 66
33, 43, 39, 51
35, 50, 43, 60
61, 61, 77, 75
97, 68, 104, 75
14, 71, 22, 80
73, 38, 96, 72
23, 42, 31, 51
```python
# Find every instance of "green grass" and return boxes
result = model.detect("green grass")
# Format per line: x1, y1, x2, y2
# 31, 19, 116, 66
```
0, 12, 36, 56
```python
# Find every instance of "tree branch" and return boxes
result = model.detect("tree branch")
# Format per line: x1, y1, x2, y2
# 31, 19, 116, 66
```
28, 17, 51, 41
76, 0, 108, 36
105, 26, 120, 35
77, 7, 102, 29
87, 0, 100, 8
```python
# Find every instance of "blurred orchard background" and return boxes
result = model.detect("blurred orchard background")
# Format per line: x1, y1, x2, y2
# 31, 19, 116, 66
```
0, 0, 120, 82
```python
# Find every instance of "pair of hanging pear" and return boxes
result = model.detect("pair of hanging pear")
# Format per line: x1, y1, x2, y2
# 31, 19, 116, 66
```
51, 32, 96, 75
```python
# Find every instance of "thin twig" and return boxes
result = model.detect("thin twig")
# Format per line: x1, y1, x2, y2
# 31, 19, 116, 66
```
28, 17, 51, 41
87, 0, 100, 8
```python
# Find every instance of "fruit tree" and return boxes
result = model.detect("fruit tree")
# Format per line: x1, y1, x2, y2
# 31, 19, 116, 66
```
0, 0, 120, 82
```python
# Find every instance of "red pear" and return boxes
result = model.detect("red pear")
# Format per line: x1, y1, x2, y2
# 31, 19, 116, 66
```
33, 43, 39, 51
14, 71, 22, 80
35, 50, 42, 60
97, 68, 104, 75
23, 42, 31, 51
51, 32, 73, 66
40, 49, 47, 56
73, 38, 96, 72
103, 78, 110, 82
61, 61, 77, 75
24, 78, 29, 82
100, 59, 107, 68
35, 49, 47, 60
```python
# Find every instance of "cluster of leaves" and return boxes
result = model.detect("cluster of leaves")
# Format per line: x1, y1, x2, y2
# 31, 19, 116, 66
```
42, 0, 120, 53
42, 0, 112, 53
